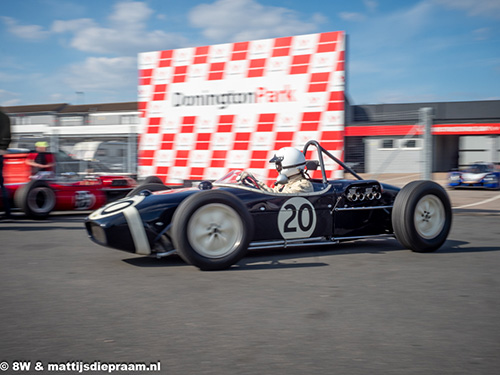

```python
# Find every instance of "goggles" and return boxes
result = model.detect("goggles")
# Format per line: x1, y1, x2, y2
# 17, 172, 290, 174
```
269, 155, 284, 172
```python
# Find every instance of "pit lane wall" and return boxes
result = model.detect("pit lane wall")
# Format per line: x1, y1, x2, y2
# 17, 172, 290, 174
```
137, 31, 346, 184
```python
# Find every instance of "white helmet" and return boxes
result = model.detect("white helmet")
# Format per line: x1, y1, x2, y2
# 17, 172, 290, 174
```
269, 147, 306, 178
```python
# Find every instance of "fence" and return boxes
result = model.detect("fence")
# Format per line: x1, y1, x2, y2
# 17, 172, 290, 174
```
10, 133, 138, 177
345, 108, 434, 180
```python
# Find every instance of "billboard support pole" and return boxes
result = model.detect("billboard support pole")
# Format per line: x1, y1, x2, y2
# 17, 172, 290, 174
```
420, 107, 433, 180
491, 135, 499, 164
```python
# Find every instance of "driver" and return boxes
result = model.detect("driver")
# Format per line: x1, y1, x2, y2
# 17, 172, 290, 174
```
239, 147, 313, 193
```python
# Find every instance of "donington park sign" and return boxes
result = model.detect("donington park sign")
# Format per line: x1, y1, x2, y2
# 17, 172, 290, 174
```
137, 31, 346, 184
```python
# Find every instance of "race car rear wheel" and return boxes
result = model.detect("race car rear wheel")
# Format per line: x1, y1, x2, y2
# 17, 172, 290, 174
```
392, 180, 452, 252
14, 180, 56, 219
171, 190, 253, 270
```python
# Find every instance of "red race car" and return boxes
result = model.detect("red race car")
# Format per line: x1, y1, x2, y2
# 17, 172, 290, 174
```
1, 151, 136, 219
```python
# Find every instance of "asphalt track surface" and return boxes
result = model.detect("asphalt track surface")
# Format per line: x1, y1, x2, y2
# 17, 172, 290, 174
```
0, 182, 499, 375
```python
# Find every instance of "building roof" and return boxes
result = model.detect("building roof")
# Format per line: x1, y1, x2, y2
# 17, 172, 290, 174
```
59, 102, 138, 114
2, 102, 139, 115
350, 100, 500, 125
2, 103, 68, 114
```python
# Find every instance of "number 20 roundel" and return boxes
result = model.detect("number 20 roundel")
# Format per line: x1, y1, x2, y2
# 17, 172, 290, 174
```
277, 197, 317, 240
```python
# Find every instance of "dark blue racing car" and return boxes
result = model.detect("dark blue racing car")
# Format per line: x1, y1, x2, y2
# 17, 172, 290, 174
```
85, 141, 452, 270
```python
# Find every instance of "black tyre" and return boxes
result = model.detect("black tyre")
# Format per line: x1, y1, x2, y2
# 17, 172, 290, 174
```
126, 182, 170, 197
171, 190, 253, 270
392, 180, 452, 252
14, 180, 56, 219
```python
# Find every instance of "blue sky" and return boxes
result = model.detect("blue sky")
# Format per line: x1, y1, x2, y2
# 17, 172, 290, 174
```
1, 0, 499, 106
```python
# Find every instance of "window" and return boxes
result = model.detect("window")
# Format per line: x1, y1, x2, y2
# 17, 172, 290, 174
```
401, 139, 422, 150
17, 116, 31, 125
380, 139, 395, 149
121, 115, 138, 124
60, 116, 83, 126
404, 140, 416, 148
377, 138, 422, 150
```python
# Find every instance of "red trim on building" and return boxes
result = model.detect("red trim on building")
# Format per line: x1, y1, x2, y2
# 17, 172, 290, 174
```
345, 123, 500, 136
431, 123, 500, 135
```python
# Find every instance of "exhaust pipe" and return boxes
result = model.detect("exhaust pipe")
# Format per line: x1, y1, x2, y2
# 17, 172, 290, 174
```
346, 186, 381, 202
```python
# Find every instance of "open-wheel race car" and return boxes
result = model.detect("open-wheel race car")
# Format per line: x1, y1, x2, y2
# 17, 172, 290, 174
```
85, 140, 453, 270
1, 151, 136, 219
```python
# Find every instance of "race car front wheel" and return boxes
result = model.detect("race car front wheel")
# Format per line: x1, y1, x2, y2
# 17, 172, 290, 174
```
392, 180, 452, 252
126, 182, 170, 197
171, 190, 253, 270
14, 180, 56, 219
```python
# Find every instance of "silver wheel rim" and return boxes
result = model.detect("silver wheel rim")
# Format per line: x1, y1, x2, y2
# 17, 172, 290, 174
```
27, 187, 55, 213
414, 194, 445, 239
187, 203, 243, 259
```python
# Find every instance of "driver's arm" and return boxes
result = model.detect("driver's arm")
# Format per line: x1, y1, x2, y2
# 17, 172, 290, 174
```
255, 180, 276, 193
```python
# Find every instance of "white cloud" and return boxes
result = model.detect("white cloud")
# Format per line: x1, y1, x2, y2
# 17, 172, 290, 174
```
189, 0, 321, 42
49, 93, 65, 102
0, 88, 21, 106
51, 18, 96, 33
63, 56, 137, 92
0, 88, 16, 98
0, 71, 24, 83
339, 1, 377, 22
472, 27, 491, 41
434, 0, 500, 19
1, 16, 50, 40
346, 1, 441, 104
3, 1, 186, 54
108, 0, 153, 26
387, 1, 435, 36
339, 12, 366, 22
364, 0, 378, 12
351, 1, 435, 52
1, 98, 22, 106
52, 1, 187, 55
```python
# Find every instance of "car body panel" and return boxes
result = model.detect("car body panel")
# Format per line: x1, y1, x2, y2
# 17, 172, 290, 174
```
86, 172, 397, 256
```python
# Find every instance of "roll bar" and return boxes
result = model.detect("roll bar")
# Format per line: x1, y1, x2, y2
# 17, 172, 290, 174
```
302, 140, 363, 184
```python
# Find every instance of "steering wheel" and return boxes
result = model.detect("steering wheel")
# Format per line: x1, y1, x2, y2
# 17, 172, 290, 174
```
237, 172, 261, 189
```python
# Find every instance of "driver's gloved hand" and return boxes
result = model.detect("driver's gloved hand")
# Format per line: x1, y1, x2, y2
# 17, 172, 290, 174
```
237, 171, 251, 182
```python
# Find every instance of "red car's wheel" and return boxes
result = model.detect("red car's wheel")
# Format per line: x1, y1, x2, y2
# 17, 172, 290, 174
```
14, 180, 56, 219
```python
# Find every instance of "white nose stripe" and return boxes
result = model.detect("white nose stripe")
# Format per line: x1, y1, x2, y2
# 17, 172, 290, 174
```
123, 205, 151, 255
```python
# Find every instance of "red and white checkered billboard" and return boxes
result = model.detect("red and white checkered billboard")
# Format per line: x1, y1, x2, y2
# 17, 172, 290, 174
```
137, 31, 345, 184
